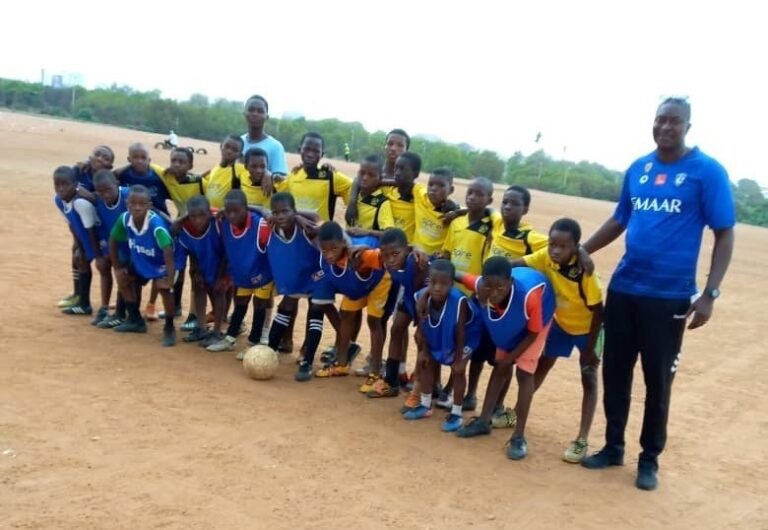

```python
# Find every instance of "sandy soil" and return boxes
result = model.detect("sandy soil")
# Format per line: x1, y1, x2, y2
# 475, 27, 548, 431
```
0, 111, 766, 529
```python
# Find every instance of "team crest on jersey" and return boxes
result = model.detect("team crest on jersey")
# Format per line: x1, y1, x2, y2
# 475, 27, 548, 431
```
311, 270, 325, 281
567, 267, 580, 279
644, 162, 653, 173
478, 223, 490, 235
639, 175, 649, 184
655, 173, 667, 186
675, 173, 687, 186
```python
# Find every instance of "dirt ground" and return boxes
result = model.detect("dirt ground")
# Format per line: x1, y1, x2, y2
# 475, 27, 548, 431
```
1, 111, 766, 529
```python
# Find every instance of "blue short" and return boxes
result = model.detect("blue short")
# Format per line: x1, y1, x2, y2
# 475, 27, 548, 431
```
543, 321, 587, 359
309, 274, 335, 304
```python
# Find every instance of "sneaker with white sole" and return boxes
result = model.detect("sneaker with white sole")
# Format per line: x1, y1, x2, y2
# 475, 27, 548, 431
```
57, 293, 79, 308
206, 335, 237, 352
491, 407, 517, 429
564, 438, 589, 464
435, 391, 452, 410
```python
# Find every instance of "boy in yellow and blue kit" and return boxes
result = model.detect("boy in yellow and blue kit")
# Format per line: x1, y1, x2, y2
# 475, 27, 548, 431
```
507, 217, 604, 464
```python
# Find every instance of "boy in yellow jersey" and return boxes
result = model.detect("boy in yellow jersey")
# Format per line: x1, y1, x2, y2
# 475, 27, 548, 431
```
438, 177, 498, 411
346, 154, 395, 243
242, 147, 276, 343
344, 151, 424, 379
345, 128, 411, 231
275, 132, 352, 221
242, 147, 273, 208
412, 168, 459, 256
202, 135, 250, 209
489, 186, 548, 259
383, 152, 423, 243
156, 148, 203, 217
441, 177, 498, 293
505, 218, 603, 463
153, 147, 204, 330
343, 155, 396, 390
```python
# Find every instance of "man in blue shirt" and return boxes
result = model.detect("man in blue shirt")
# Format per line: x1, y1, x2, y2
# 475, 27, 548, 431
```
579, 98, 735, 491
241, 95, 288, 177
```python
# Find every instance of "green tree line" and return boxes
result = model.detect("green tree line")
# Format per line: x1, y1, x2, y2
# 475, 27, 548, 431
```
2, 77, 766, 227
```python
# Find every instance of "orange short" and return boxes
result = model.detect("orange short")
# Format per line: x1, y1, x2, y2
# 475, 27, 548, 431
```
495, 323, 552, 374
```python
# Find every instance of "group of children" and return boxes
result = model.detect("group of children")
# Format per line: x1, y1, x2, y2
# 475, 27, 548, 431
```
54, 114, 605, 462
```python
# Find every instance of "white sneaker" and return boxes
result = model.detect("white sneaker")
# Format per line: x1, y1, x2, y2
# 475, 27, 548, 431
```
206, 335, 236, 352
259, 327, 270, 345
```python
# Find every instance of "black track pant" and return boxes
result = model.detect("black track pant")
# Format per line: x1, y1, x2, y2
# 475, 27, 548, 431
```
602, 289, 690, 469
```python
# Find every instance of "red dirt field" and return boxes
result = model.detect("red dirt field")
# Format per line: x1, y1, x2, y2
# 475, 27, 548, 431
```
1, 111, 766, 529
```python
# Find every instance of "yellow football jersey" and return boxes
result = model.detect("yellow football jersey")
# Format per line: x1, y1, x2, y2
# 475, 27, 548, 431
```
202, 162, 249, 209
382, 183, 423, 243
524, 249, 603, 335
281, 167, 352, 221
489, 221, 548, 260
412, 184, 453, 255
355, 190, 395, 231
443, 210, 499, 294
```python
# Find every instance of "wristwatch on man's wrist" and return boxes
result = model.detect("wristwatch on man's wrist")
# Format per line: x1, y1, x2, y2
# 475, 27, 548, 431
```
704, 287, 720, 299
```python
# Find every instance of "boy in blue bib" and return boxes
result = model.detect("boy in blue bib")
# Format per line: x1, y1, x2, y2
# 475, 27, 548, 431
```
92, 170, 130, 328
109, 185, 177, 346
454, 257, 555, 461
176, 196, 229, 344
53, 166, 109, 321
404, 260, 482, 433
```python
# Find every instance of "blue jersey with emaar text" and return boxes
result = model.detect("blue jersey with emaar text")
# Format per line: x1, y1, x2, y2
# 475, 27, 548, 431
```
611, 147, 735, 299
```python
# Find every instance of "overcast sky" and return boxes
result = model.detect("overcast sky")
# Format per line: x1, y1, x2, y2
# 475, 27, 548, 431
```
2, 1, 765, 184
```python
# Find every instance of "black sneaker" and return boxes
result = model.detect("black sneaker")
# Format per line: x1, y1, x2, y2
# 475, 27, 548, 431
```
90, 307, 108, 326
581, 447, 624, 469
294, 362, 313, 382
96, 314, 124, 329
277, 338, 294, 353
62, 305, 93, 316
456, 418, 492, 438
506, 436, 528, 460
114, 319, 148, 333
180, 314, 199, 332
199, 331, 224, 348
162, 327, 176, 347
636, 463, 659, 491
320, 346, 338, 365
183, 327, 209, 343
462, 394, 478, 411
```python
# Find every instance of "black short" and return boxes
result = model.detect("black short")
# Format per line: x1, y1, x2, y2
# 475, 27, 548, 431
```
471, 327, 497, 366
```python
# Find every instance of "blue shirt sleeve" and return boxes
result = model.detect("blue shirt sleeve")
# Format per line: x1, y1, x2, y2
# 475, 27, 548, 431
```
613, 169, 633, 226
701, 160, 736, 229
268, 139, 288, 176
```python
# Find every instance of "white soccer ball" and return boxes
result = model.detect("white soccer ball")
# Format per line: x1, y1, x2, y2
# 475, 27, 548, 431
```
242, 345, 279, 380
